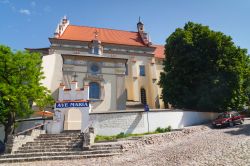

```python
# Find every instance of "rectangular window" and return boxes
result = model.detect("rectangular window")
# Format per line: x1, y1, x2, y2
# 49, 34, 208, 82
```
139, 65, 145, 76
125, 64, 128, 75
94, 47, 99, 54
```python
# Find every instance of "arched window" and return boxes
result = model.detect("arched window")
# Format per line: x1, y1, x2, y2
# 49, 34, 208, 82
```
89, 82, 100, 99
140, 88, 147, 105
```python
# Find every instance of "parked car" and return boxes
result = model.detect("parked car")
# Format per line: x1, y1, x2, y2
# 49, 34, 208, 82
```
212, 111, 244, 128
0, 140, 5, 154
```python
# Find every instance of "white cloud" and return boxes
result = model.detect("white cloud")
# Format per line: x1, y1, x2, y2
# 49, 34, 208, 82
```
19, 9, 31, 15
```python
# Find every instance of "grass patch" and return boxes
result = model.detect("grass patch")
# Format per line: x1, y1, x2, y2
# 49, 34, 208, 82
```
95, 126, 172, 142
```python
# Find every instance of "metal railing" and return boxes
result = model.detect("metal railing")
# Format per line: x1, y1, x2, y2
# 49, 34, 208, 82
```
15, 121, 51, 136
82, 121, 93, 134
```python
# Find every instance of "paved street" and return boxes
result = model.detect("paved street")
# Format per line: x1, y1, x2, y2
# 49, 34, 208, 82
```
3, 118, 250, 166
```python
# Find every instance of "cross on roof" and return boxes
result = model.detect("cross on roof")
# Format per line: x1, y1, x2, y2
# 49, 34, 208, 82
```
94, 30, 99, 39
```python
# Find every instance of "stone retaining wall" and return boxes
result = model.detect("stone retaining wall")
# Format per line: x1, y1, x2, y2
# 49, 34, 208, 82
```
90, 109, 219, 136
11, 129, 45, 153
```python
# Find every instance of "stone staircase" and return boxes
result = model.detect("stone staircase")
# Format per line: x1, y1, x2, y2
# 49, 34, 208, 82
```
0, 131, 122, 163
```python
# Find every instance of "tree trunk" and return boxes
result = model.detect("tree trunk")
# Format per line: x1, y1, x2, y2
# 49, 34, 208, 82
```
4, 112, 15, 143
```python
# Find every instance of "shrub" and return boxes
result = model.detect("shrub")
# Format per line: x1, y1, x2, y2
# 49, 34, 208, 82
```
116, 132, 126, 139
165, 125, 172, 132
94, 135, 116, 142
155, 127, 165, 133
155, 126, 172, 133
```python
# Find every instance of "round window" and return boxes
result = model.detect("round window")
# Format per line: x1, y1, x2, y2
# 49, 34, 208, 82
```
90, 64, 99, 73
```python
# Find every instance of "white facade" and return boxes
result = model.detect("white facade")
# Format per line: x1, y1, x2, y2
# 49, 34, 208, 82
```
34, 17, 164, 112
41, 53, 63, 99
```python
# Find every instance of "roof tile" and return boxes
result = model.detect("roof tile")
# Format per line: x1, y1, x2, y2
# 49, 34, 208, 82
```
58, 25, 146, 47
154, 45, 165, 59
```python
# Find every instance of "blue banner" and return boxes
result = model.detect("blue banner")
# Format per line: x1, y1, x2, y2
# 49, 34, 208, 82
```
56, 102, 89, 108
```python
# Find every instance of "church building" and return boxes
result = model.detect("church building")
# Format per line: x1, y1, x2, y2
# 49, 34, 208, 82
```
29, 17, 165, 112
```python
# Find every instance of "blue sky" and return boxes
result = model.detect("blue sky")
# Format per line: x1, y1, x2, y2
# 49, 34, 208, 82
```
0, 0, 249, 53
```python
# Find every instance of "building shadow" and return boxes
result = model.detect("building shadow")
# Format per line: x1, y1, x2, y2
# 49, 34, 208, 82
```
125, 112, 143, 134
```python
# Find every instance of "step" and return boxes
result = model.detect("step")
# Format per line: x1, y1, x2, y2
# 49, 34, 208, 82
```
1, 149, 121, 159
23, 142, 81, 146
34, 137, 81, 141
15, 148, 82, 153
61, 130, 81, 133
36, 136, 81, 139
91, 144, 121, 148
38, 134, 81, 138
0, 153, 121, 163
29, 140, 82, 144
16, 145, 121, 153
19, 145, 82, 149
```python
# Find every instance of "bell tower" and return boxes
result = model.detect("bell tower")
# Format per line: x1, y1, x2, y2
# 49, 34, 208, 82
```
137, 17, 144, 32
137, 17, 152, 46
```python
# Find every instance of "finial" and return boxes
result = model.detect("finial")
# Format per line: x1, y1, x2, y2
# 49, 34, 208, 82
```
137, 16, 143, 25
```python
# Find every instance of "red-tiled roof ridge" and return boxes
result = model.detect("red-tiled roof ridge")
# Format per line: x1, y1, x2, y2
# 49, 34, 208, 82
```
69, 24, 138, 34
153, 44, 165, 59
57, 24, 146, 47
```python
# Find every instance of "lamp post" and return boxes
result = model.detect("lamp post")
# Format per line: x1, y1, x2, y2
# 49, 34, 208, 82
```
144, 104, 150, 133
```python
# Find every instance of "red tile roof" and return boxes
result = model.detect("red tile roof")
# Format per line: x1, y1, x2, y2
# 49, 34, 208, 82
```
154, 45, 165, 59
58, 25, 146, 47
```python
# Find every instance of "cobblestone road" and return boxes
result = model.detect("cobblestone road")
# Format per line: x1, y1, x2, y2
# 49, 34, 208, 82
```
3, 118, 250, 166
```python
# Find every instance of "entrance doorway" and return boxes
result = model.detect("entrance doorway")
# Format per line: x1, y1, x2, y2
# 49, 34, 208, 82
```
64, 108, 82, 130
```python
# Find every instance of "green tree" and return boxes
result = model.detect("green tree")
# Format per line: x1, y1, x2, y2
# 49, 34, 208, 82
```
0, 45, 54, 143
159, 22, 250, 112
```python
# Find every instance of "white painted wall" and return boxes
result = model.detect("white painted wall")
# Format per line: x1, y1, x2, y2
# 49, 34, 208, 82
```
90, 110, 219, 136
41, 53, 63, 99
0, 125, 4, 142
46, 81, 91, 134
47, 106, 90, 134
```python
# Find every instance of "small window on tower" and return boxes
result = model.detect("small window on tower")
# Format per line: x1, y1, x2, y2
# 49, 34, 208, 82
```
139, 65, 145, 76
